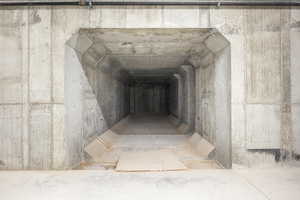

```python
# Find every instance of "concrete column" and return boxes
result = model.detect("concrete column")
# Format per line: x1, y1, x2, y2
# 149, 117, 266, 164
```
180, 65, 195, 132
174, 74, 183, 121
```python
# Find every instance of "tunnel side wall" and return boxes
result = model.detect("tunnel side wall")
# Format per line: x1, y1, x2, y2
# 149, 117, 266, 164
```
64, 37, 131, 168
168, 77, 179, 117
214, 47, 232, 168
94, 59, 130, 128
0, 7, 299, 169
195, 63, 216, 144
178, 65, 196, 133
194, 40, 231, 168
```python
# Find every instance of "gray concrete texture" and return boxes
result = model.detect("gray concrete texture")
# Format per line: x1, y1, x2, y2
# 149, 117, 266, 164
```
1, 167, 300, 200
0, 6, 299, 169
69, 28, 231, 167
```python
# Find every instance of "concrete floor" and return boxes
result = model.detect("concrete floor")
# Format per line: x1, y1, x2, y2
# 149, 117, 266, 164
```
114, 135, 188, 151
82, 113, 211, 170
112, 114, 182, 135
1, 167, 300, 200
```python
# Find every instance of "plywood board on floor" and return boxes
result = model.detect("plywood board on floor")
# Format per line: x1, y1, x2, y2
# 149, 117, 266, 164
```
183, 160, 222, 169
116, 150, 187, 172
98, 129, 119, 149
84, 139, 110, 162
85, 136, 119, 164
177, 123, 189, 134
188, 133, 215, 157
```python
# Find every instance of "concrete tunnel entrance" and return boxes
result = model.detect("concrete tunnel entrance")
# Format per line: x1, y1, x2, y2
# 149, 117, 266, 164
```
65, 29, 231, 171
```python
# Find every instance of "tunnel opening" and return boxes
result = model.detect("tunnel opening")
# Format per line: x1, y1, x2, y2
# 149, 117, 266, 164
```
65, 28, 231, 171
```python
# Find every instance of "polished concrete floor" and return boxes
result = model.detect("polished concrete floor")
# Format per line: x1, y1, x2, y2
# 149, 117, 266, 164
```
1, 166, 300, 200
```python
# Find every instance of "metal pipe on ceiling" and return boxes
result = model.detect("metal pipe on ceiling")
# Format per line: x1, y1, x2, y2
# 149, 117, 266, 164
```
0, 0, 300, 7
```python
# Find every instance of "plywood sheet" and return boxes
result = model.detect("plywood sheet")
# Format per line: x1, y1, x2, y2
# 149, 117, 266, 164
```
183, 160, 222, 169
177, 123, 189, 134
168, 115, 180, 126
84, 139, 109, 162
98, 129, 119, 149
116, 150, 187, 172
188, 133, 215, 157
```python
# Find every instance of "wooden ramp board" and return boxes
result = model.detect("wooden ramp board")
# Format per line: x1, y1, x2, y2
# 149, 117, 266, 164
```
182, 160, 222, 169
177, 123, 189, 134
84, 139, 109, 162
187, 133, 215, 158
84, 134, 120, 164
98, 129, 119, 149
116, 150, 187, 172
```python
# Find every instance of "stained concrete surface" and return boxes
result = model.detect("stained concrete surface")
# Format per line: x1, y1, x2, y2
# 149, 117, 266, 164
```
1, 167, 300, 200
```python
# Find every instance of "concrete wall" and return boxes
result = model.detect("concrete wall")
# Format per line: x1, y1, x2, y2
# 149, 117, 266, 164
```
168, 77, 178, 117
214, 46, 231, 168
196, 62, 216, 143
65, 34, 131, 167
193, 34, 231, 168
291, 9, 300, 155
179, 65, 196, 132
0, 6, 299, 169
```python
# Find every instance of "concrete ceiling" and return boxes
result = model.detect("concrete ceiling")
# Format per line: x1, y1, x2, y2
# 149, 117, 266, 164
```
109, 55, 187, 71
82, 29, 213, 79
76, 28, 229, 82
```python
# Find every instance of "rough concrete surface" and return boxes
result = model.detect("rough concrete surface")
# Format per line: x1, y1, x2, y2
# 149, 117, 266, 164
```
0, 167, 300, 200
0, 6, 299, 169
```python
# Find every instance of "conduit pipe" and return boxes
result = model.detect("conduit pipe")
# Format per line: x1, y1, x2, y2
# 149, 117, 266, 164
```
1, 0, 300, 7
